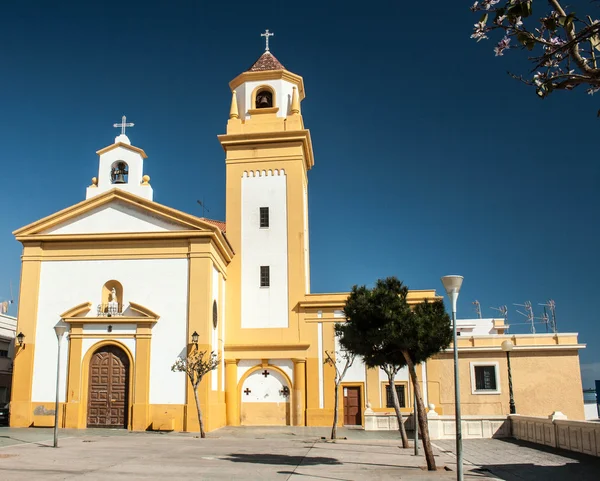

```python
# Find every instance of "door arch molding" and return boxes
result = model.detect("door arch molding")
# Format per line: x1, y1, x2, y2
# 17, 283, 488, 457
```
81, 340, 134, 429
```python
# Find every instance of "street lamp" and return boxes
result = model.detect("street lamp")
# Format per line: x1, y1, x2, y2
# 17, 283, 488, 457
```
441, 275, 464, 481
53, 321, 68, 448
501, 340, 516, 414
191, 331, 199, 349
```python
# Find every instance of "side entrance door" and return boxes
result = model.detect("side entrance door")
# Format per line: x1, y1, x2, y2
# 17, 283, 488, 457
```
87, 345, 129, 428
343, 386, 362, 426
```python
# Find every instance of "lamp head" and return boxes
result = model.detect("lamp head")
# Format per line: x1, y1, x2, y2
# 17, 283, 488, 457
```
54, 321, 69, 341
441, 275, 464, 313
191, 331, 199, 346
16, 332, 25, 347
501, 339, 514, 352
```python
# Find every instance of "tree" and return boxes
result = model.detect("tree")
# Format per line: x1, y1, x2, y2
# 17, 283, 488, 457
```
171, 348, 219, 438
337, 280, 413, 449
324, 349, 355, 440
338, 277, 453, 471
470, 0, 600, 111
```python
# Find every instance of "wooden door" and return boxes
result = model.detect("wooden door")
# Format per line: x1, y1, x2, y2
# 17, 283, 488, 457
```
343, 386, 362, 426
87, 345, 129, 428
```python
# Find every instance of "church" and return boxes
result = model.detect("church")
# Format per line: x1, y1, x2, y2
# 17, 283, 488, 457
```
9, 45, 586, 433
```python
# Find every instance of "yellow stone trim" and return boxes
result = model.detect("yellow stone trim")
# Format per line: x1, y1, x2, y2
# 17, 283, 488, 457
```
247, 107, 280, 116
129, 301, 160, 320
225, 344, 310, 352
80, 339, 135, 430
96, 142, 148, 158
229, 70, 306, 100
60, 302, 92, 319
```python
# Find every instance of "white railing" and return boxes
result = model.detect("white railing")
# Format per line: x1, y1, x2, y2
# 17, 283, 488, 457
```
510, 412, 600, 457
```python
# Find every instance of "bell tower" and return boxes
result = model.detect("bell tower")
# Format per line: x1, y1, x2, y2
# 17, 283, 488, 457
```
86, 116, 153, 201
219, 46, 314, 335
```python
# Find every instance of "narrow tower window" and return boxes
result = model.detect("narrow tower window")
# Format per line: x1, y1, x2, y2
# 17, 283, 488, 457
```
260, 207, 269, 228
256, 89, 273, 108
260, 266, 270, 287
110, 161, 129, 184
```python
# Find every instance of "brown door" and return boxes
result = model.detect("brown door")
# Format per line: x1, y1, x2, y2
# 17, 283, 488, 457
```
343, 386, 362, 426
87, 345, 129, 428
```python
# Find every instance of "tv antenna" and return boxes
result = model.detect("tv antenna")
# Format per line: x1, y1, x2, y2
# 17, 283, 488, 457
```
514, 301, 535, 333
472, 300, 482, 319
196, 199, 210, 217
538, 300, 557, 333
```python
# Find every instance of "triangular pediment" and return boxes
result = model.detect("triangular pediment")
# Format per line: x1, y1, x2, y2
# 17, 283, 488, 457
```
14, 189, 220, 238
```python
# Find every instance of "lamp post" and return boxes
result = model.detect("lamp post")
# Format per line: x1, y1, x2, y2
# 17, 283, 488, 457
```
441, 275, 464, 481
53, 321, 68, 448
191, 331, 199, 350
501, 340, 516, 414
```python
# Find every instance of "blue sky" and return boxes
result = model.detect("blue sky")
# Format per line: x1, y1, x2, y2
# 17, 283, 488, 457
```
0, 1, 598, 387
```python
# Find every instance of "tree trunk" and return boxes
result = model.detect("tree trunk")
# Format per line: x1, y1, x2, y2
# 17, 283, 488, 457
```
331, 382, 339, 440
402, 351, 435, 471
386, 368, 409, 448
193, 384, 206, 438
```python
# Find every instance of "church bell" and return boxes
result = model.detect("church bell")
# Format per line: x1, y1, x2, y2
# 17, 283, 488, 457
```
111, 162, 129, 184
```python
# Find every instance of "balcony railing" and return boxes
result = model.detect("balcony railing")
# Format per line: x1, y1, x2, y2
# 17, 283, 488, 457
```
96, 303, 123, 317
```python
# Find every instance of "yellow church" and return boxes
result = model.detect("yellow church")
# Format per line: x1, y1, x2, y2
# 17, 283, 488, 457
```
10, 46, 586, 433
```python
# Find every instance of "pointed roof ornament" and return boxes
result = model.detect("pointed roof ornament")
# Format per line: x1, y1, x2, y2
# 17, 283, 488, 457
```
229, 90, 239, 119
290, 86, 300, 115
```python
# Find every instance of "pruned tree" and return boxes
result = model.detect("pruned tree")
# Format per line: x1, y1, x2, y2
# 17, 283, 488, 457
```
324, 348, 355, 440
470, 0, 600, 112
338, 277, 452, 471
171, 348, 220, 438
336, 280, 412, 449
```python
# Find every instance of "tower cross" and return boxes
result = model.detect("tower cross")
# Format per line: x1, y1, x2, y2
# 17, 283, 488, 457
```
261, 29, 274, 52
113, 115, 135, 135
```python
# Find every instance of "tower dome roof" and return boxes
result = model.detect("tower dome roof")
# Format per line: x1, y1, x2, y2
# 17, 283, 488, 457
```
247, 51, 286, 72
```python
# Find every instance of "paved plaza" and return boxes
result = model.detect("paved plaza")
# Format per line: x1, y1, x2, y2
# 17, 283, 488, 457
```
0, 426, 598, 480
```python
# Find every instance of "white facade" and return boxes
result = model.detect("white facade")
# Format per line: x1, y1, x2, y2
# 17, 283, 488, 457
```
86, 134, 153, 200
456, 318, 505, 336
31, 258, 189, 405
235, 78, 297, 120
43, 201, 191, 235
240, 170, 289, 328
241, 369, 289, 404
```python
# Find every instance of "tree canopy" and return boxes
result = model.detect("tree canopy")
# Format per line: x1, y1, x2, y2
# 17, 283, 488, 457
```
470, 0, 600, 112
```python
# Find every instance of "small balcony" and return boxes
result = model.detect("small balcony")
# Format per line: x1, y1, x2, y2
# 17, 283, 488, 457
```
96, 302, 123, 317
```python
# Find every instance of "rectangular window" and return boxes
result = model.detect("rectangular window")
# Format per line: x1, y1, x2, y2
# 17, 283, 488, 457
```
260, 266, 270, 287
385, 384, 406, 408
260, 207, 269, 228
0, 350, 7, 358
474, 365, 497, 391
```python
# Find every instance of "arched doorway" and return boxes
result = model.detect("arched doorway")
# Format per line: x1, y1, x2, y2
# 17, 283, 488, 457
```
87, 345, 130, 428
240, 367, 291, 425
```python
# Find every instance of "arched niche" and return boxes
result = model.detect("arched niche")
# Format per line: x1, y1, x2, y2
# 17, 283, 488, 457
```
101, 280, 123, 314
110, 161, 129, 184
252, 85, 276, 109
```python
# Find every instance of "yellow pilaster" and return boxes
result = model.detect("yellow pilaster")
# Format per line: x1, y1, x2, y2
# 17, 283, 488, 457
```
225, 359, 239, 426
65, 324, 83, 428
132, 323, 152, 431
366, 366, 380, 408
293, 358, 306, 426
10, 243, 42, 427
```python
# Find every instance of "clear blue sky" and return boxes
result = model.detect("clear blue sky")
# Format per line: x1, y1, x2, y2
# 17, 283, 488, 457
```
1, 1, 598, 387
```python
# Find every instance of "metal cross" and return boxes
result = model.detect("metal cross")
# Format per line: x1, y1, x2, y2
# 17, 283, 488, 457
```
113, 115, 135, 135
262, 370, 270, 378
261, 29, 274, 52
244, 388, 251, 395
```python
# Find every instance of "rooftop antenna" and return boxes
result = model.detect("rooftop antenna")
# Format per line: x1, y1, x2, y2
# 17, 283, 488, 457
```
539, 300, 557, 333
514, 301, 535, 333
472, 300, 482, 319
490, 305, 509, 333
196, 199, 210, 218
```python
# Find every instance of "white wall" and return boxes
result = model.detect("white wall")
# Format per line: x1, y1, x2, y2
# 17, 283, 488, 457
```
237, 359, 261, 383
43, 201, 190, 235
237, 78, 296, 119
241, 170, 288, 328
241, 369, 289, 404
31, 258, 188, 405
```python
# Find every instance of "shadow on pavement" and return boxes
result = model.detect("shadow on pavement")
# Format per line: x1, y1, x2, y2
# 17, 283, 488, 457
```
480, 438, 600, 481
223, 453, 342, 465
